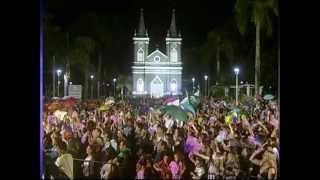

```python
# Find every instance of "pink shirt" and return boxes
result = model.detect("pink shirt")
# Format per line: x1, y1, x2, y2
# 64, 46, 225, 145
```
136, 169, 144, 179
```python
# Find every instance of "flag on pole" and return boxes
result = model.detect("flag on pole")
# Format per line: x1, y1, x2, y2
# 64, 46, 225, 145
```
194, 89, 200, 97
164, 97, 180, 106
180, 97, 196, 116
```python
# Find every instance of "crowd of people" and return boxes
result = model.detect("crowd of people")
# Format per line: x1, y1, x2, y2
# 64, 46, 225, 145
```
43, 95, 279, 179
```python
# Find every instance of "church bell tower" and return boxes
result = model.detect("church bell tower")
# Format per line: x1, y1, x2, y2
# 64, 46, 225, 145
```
166, 9, 182, 63
133, 8, 149, 63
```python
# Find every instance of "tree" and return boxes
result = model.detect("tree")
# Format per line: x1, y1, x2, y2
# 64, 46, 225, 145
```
235, 0, 278, 95
44, 13, 65, 97
89, 13, 113, 99
68, 12, 116, 98
207, 25, 235, 85
117, 74, 131, 98
203, 19, 244, 85
68, 36, 96, 99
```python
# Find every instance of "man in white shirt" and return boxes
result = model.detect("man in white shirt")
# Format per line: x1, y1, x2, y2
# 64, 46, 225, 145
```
55, 141, 73, 179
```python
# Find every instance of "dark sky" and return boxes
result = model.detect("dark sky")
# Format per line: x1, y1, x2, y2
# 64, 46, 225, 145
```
47, 0, 235, 43
46, 0, 236, 75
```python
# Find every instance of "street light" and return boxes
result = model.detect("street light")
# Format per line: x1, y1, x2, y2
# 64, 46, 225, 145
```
56, 69, 62, 97
204, 75, 208, 97
192, 77, 195, 93
90, 75, 94, 99
106, 83, 110, 97
113, 78, 117, 98
63, 74, 68, 97
234, 67, 240, 106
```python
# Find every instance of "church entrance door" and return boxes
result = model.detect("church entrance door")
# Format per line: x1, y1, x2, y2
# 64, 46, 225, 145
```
150, 76, 164, 98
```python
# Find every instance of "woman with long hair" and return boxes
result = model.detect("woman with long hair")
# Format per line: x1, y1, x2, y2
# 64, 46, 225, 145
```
82, 145, 96, 178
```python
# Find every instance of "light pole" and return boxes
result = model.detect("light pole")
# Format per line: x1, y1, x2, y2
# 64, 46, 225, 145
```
192, 77, 195, 93
90, 75, 94, 99
113, 78, 117, 98
56, 69, 62, 97
106, 83, 110, 97
234, 67, 240, 106
204, 75, 208, 97
63, 74, 68, 97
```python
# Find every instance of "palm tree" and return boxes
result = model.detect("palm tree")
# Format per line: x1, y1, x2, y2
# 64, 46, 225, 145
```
207, 28, 235, 85
235, 0, 278, 95
206, 19, 242, 86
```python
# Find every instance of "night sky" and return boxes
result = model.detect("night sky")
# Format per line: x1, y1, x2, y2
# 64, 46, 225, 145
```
46, 0, 235, 75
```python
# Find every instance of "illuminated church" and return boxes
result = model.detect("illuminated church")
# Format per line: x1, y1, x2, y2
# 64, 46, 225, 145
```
132, 9, 182, 98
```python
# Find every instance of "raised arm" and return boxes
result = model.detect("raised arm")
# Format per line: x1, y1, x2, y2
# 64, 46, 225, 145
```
179, 161, 186, 176
223, 142, 231, 152
191, 124, 199, 136
257, 121, 269, 134
188, 153, 196, 165
81, 132, 88, 144
194, 152, 210, 161
228, 124, 234, 135
249, 147, 264, 166
153, 162, 162, 172
271, 127, 277, 138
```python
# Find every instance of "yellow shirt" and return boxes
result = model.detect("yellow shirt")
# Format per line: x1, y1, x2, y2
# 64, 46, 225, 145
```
55, 153, 73, 179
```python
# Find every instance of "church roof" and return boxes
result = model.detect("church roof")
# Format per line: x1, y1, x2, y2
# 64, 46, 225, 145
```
147, 49, 168, 58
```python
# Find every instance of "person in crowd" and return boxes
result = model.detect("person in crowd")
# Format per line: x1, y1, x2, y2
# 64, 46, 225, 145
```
136, 155, 146, 179
169, 152, 186, 179
249, 143, 277, 179
43, 97, 279, 179
82, 145, 95, 178
189, 153, 206, 179
100, 156, 118, 179
55, 141, 73, 179
153, 154, 171, 179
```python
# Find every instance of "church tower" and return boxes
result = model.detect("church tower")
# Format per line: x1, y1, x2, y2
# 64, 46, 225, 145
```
132, 8, 182, 97
133, 8, 149, 63
132, 8, 149, 95
166, 9, 182, 64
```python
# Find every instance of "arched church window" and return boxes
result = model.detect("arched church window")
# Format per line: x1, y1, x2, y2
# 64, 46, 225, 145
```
137, 78, 144, 92
137, 48, 144, 62
170, 79, 177, 92
170, 48, 178, 62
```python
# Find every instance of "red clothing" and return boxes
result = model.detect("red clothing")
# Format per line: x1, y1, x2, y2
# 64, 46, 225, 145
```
158, 160, 171, 179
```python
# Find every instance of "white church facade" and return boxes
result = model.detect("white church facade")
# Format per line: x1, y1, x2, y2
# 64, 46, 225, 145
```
132, 9, 182, 98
